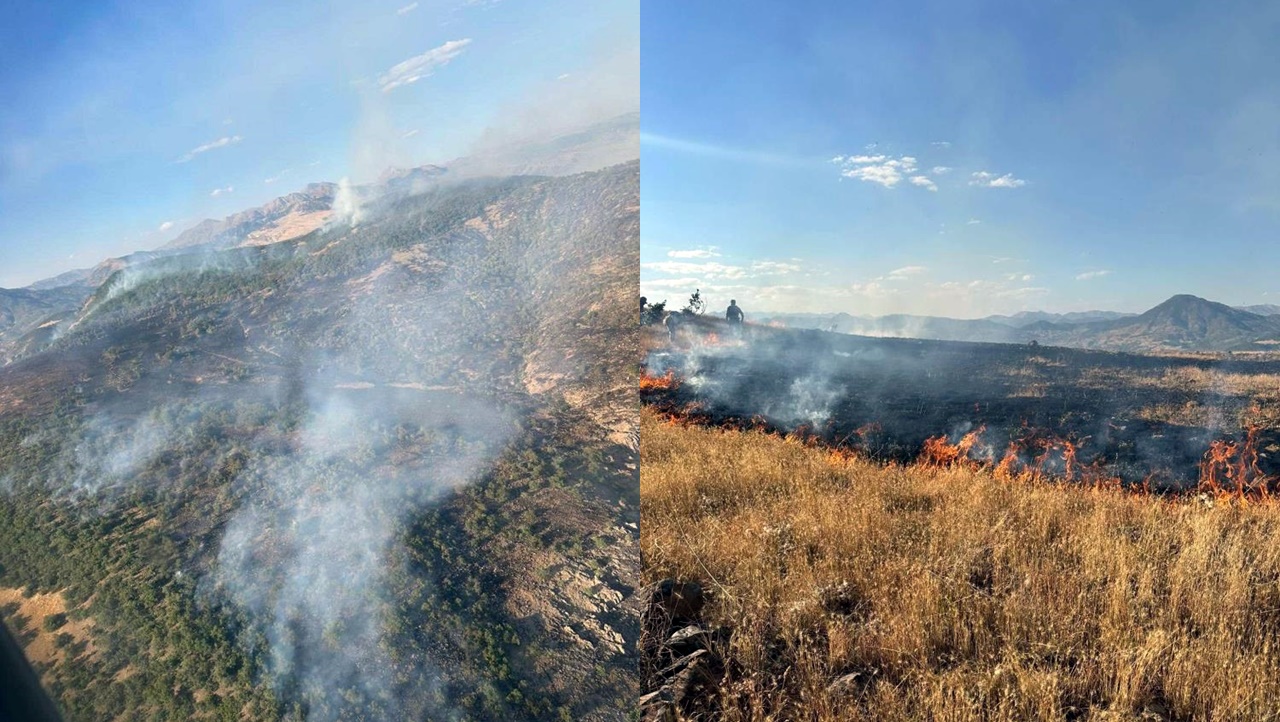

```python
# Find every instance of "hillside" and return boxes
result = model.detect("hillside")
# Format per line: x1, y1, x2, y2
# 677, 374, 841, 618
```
1036, 294, 1280, 352
0, 287, 91, 359
0, 160, 639, 721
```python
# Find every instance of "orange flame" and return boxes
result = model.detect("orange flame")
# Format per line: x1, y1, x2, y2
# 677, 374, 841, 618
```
1198, 426, 1274, 502
640, 369, 681, 392
920, 426, 986, 469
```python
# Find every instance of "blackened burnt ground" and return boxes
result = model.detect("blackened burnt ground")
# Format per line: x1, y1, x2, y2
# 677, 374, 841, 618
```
642, 321, 1280, 489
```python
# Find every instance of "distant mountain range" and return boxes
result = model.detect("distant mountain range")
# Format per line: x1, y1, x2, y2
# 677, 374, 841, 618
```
761, 294, 1280, 353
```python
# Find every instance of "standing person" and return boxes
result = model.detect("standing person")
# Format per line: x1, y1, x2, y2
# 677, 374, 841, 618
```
663, 310, 683, 344
726, 299, 744, 337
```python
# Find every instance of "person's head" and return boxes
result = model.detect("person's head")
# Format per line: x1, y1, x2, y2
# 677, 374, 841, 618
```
730, 299, 737, 305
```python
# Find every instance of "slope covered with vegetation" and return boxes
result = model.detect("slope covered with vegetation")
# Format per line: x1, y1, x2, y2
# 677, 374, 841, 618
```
0, 161, 640, 722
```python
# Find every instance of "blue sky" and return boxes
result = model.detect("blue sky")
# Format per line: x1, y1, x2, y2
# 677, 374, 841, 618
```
641, 0, 1280, 317
0, 0, 636, 288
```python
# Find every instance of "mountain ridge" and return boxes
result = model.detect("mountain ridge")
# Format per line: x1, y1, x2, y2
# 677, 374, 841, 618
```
758, 294, 1280, 353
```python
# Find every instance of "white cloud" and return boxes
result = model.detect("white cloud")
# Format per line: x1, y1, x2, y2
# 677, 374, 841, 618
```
642, 261, 747, 280
931, 166, 952, 175
402, 129, 420, 139
1005, 273, 1034, 282
910, 175, 938, 191
837, 154, 919, 188
931, 141, 952, 148
210, 186, 234, 197
396, 2, 418, 14
380, 39, 472, 92
264, 169, 290, 184
159, 221, 174, 232
667, 248, 720, 259
1075, 270, 1112, 281
557, 73, 571, 81
967, 218, 982, 225
176, 135, 242, 163
970, 170, 1027, 188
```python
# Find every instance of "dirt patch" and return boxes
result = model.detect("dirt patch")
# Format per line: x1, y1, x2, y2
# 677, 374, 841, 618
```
0, 586, 99, 666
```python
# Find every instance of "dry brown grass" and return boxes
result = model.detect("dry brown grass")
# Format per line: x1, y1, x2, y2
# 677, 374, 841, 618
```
641, 408, 1280, 721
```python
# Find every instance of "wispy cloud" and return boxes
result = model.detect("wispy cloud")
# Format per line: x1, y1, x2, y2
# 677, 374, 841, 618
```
909, 175, 938, 191
933, 279, 1048, 300
667, 248, 720, 259
889, 265, 927, 277
380, 39, 472, 92
557, 73, 571, 81
176, 135, 242, 163
967, 218, 982, 225
158, 221, 174, 232
876, 265, 928, 282
642, 261, 748, 280
210, 186, 234, 197
643, 257, 803, 281
643, 133, 808, 167
751, 260, 801, 275
642, 277, 704, 290
931, 141, 951, 148
401, 129, 420, 139
396, 2, 418, 14
931, 166, 952, 175
264, 169, 290, 184
1075, 269, 1112, 281
970, 170, 1027, 188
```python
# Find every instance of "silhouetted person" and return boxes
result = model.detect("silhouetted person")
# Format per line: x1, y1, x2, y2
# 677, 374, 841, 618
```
726, 300, 744, 338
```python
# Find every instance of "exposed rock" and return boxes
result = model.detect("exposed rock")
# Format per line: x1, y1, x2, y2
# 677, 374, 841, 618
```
638, 579, 731, 721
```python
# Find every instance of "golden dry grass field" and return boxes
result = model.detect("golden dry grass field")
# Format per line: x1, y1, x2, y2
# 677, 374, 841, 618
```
641, 406, 1280, 722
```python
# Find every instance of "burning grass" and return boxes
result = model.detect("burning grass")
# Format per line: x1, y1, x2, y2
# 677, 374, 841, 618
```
641, 369, 682, 392
642, 407, 1280, 721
